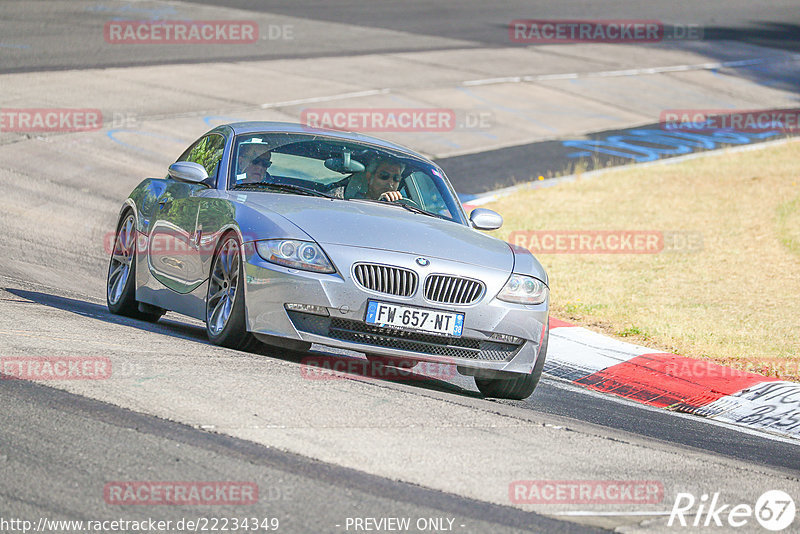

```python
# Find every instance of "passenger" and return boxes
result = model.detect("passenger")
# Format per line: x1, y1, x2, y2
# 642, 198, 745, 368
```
237, 146, 273, 184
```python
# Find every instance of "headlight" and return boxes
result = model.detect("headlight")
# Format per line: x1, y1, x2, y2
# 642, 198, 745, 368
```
255, 240, 335, 273
497, 274, 548, 305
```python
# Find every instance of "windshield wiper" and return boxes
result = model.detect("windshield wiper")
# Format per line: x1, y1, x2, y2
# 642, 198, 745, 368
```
396, 202, 442, 219
233, 182, 335, 199
352, 198, 445, 220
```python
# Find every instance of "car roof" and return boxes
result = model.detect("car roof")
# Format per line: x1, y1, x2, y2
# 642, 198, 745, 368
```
226, 121, 428, 162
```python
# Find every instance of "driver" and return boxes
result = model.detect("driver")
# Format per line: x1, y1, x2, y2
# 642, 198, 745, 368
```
364, 156, 405, 201
237, 145, 273, 184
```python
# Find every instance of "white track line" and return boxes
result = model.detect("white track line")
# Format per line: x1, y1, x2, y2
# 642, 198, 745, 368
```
550, 511, 672, 517
260, 88, 391, 109
255, 55, 799, 108
462, 55, 800, 86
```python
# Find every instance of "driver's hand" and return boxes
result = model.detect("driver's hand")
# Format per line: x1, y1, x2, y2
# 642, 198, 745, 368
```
378, 191, 402, 202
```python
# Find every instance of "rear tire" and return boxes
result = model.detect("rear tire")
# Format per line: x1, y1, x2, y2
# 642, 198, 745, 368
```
475, 323, 549, 400
205, 233, 260, 351
106, 211, 164, 323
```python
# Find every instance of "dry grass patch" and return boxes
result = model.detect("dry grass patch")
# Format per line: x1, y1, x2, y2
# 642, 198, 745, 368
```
484, 141, 800, 381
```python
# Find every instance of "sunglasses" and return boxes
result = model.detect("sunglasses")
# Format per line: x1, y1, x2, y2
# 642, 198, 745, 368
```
376, 171, 400, 182
251, 158, 272, 168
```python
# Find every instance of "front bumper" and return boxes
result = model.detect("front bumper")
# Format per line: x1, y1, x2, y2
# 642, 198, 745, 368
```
241, 242, 548, 376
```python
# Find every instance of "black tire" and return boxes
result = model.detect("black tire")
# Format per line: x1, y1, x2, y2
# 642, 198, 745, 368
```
475, 322, 549, 400
205, 233, 260, 351
106, 210, 164, 322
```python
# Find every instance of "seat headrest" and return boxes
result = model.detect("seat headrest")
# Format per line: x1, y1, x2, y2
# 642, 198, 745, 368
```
344, 172, 368, 199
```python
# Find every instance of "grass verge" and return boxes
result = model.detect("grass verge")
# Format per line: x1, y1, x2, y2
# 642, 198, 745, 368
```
483, 140, 800, 381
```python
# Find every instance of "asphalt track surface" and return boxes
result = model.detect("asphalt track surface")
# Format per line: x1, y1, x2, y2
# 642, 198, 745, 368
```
2, 373, 589, 534
7, 283, 800, 474
3, 0, 800, 72
439, 124, 790, 195
2, 277, 799, 533
2, 1, 800, 533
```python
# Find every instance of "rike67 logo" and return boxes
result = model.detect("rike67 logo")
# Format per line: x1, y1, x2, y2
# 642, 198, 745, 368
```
669, 490, 796, 531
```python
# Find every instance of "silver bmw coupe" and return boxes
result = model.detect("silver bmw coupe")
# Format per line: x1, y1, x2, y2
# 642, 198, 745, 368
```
107, 122, 549, 399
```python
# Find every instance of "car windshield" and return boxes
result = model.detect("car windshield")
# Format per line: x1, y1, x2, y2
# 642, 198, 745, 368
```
229, 133, 466, 224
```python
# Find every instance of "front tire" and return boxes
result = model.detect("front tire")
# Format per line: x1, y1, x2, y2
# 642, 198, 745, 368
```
475, 323, 549, 400
205, 234, 259, 351
106, 211, 164, 322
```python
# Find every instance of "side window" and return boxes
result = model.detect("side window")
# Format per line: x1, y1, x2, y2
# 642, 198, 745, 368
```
178, 134, 225, 183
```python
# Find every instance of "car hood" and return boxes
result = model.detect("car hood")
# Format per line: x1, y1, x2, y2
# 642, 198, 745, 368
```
244, 194, 513, 272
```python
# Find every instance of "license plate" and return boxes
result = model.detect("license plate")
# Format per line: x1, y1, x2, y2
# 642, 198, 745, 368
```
365, 301, 464, 337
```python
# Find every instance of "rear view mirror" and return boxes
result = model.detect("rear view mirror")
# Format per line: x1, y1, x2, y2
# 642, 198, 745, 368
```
168, 161, 209, 184
469, 208, 503, 230
325, 148, 365, 173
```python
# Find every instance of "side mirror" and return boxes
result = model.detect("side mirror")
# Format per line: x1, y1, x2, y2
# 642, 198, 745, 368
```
469, 208, 503, 230
168, 161, 209, 184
